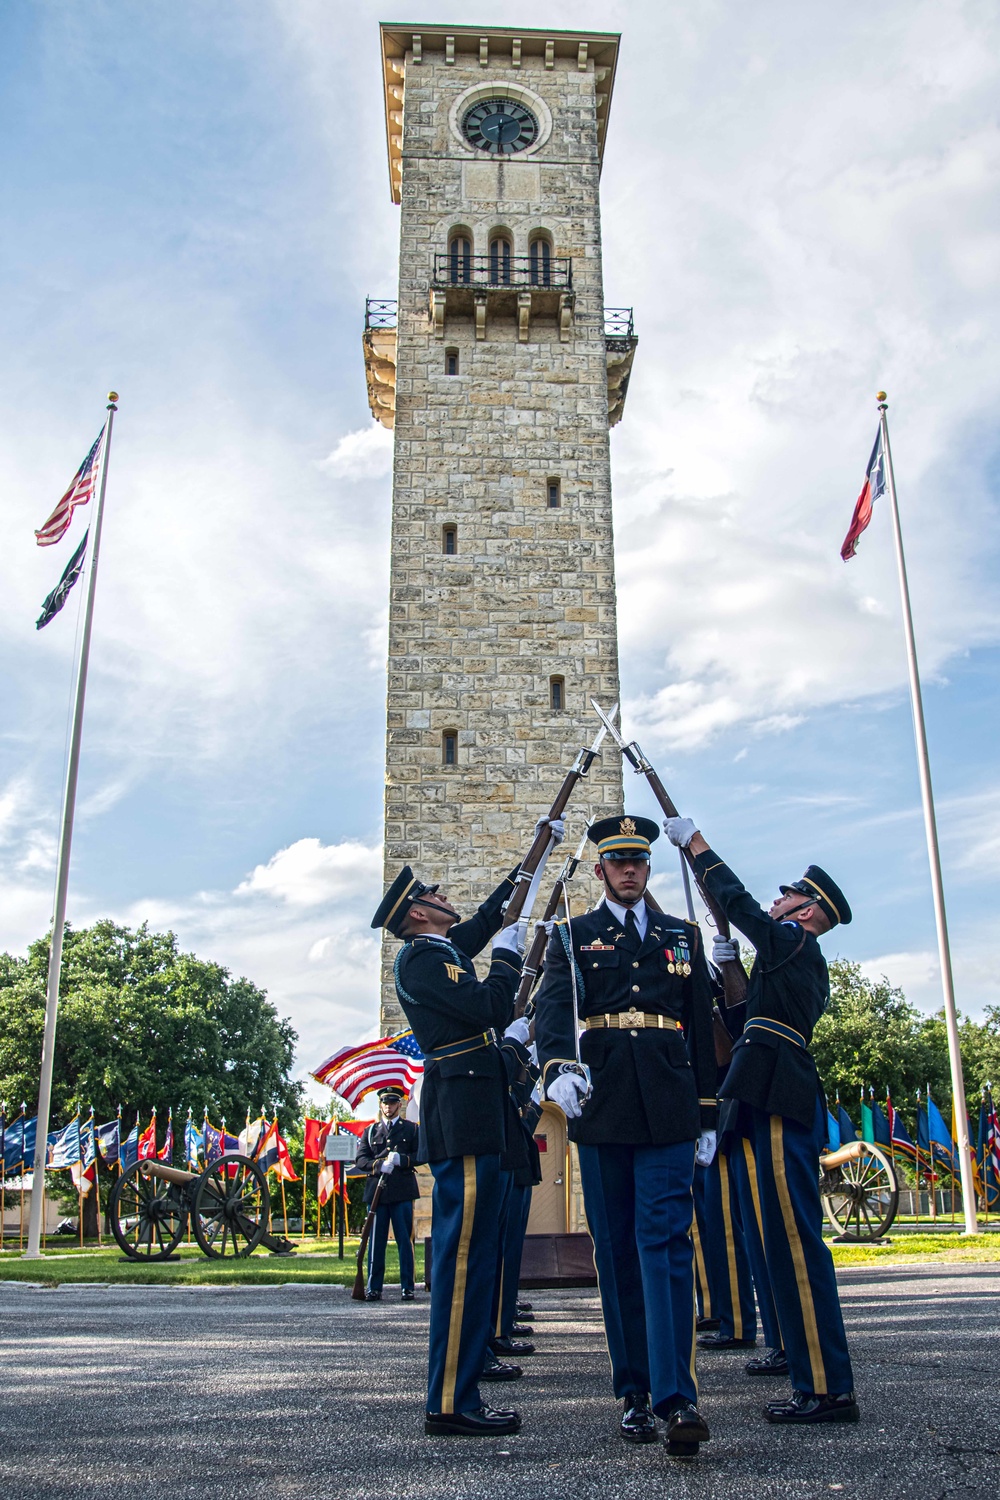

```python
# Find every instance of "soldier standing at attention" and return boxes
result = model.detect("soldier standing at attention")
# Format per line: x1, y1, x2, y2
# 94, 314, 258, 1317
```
371, 819, 561, 1438
534, 816, 718, 1456
355, 1086, 420, 1302
663, 816, 859, 1425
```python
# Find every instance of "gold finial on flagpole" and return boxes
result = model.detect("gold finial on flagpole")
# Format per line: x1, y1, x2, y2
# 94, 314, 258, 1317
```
107, 391, 119, 407
876, 390, 887, 405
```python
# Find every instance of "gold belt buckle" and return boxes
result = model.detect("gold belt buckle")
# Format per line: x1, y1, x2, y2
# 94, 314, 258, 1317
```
620, 1007, 644, 1029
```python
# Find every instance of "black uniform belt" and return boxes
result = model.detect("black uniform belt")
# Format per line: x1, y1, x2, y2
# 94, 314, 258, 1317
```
423, 1028, 498, 1061
584, 1011, 682, 1031
745, 1017, 806, 1049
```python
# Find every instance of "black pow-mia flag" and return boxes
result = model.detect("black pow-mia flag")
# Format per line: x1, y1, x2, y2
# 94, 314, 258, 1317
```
36, 529, 88, 630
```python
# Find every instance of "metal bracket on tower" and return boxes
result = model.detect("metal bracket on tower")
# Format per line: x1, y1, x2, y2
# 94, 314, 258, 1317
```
517, 291, 531, 343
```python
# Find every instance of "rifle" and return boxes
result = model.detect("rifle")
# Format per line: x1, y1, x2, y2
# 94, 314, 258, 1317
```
590, 699, 748, 1010
500, 707, 618, 935
513, 825, 592, 1019
352, 1175, 385, 1301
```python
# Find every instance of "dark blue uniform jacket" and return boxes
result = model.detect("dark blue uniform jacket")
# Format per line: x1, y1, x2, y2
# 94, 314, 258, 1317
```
393, 870, 521, 1164
691, 848, 830, 1130
534, 902, 717, 1147
355, 1115, 420, 1205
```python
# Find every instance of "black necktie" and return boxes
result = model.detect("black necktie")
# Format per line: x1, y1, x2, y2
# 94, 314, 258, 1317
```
622, 908, 641, 953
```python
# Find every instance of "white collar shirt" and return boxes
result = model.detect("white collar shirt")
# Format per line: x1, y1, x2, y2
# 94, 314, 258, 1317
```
603, 896, 648, 940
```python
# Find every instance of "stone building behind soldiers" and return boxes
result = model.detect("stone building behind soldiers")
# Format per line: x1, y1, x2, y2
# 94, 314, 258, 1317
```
363, 23, 636, 1237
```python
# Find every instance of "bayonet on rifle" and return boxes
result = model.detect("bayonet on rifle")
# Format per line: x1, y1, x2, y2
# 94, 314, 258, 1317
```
590, 698, 748, 1010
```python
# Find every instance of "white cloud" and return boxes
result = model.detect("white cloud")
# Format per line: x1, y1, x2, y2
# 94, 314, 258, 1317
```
236, 837, 382, 907
317, 424, 394, 481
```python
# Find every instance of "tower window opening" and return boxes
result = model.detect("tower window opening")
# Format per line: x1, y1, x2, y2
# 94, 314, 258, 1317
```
445, 347, 459, 376
530, 235, 552, 287
449, 233, 472, 284
547, 478, 561, 508
550, 676, 565, 712
443, 524, 457, 555
443, 731, 458, 765
489, 234, 513, 285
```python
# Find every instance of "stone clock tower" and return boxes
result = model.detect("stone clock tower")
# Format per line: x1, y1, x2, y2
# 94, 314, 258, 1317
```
364, 24, 637, 1030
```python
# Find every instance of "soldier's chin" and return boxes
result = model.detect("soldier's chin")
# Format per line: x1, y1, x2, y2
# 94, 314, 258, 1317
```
444, 910, 461, 926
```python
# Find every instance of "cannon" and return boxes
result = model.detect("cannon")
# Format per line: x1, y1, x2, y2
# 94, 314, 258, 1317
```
819, 1139, 899, 1241
109, 1153, 294, 1260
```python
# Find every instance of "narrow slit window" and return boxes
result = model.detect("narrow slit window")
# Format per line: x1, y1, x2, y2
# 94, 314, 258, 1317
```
489, 235, 512, 285
443, 525, 457, 555
449, 234, 472, 285
550, 676, 565, 711
446, 348, 459, 376
443, 731, 458, 766
530, 237, 552, 287
547, 478, 561, 508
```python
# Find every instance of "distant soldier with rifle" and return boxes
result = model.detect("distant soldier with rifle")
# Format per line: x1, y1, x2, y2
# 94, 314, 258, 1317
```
663, 815, 858, 1425
355, 1086, 419, 1302
534, 815, 718, 1456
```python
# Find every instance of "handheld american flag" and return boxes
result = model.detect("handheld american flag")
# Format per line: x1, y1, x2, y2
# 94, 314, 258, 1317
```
311, 1031, 424, 1109
35, 426, 106, 546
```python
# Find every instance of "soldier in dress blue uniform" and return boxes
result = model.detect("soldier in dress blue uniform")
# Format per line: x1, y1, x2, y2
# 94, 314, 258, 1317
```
490, 1020, 543, 1359
664, 816, 859, 1425
354, 1086, 420, 1302
371, 821, 560, 1438
534, 816, 718, 1456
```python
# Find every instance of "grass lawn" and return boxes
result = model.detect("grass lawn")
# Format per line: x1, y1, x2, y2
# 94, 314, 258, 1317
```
0, 1237, 423, 1286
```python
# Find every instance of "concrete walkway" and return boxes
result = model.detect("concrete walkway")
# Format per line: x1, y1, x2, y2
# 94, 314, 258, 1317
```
0, 1264, 996, 1499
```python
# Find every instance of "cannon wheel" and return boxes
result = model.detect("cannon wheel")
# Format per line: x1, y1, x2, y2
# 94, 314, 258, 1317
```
192, 1153, 270, 1259
109, 1161, 188, 1260
821, 1142, 899, 1241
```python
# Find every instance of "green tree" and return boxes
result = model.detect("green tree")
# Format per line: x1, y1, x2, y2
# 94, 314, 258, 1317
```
811, 960, 949, 1107
0, 920, 303, 1132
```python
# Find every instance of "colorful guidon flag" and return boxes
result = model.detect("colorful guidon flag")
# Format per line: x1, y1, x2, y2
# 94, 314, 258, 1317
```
841, 427, 887, 561
35, 427, 105, 547
310, 1031, 424, 1109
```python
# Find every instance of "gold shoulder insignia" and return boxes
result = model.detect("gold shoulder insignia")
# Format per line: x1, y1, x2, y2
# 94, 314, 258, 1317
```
444, 963, 462, 983
620, 816, 637, 835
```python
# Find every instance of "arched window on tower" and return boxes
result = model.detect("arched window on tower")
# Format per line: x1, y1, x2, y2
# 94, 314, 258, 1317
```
445, 347, 460, 376
442, 730, 458, 766
530, 233, 552, 287
442, 524, 457, 555
489, 232, 513, 286
550, 676, 565, 712
449, 232, 472, 285
547, 477, 561, 508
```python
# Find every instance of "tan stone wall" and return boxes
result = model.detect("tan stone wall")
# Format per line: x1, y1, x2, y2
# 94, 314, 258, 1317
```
381, 48, 623, 1027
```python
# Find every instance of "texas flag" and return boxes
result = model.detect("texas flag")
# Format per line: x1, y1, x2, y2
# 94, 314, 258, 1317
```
841, 427, 887, 561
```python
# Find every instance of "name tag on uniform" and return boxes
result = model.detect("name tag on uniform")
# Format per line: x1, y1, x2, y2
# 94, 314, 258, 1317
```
581, 942, 615, 952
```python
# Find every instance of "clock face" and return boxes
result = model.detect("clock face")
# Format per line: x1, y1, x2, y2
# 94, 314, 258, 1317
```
462, 98, 539, 156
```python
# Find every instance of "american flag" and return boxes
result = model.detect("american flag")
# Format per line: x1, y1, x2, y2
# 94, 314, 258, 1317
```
35, 426, 105, 546
311, 1030, 424, 1108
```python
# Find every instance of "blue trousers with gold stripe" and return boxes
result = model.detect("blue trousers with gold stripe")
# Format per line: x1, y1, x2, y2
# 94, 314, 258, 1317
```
489, 1169, 514, 1339
728, 1141, 782, 1350
578, 1141, 698, 1418
741, 1100, 854, 1395
427, 1153, 502, 1416
697, 1152, 758, 1342
496, 1181, 531, 1339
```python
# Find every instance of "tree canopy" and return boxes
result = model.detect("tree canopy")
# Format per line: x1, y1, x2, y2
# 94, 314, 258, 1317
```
0, 920, 303, 1128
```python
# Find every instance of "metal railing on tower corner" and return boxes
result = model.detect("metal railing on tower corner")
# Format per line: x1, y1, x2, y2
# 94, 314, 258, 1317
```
365, 299, 398, 329
604, 307, 636, 348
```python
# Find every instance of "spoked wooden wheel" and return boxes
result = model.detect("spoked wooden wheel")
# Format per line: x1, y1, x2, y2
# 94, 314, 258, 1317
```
193, 1153, 270, 1259
109, 1161, 187, 1260
821, 1142, 899, 1240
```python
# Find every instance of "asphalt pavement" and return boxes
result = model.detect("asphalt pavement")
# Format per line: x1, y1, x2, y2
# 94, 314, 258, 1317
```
0, 1263, 996, 1500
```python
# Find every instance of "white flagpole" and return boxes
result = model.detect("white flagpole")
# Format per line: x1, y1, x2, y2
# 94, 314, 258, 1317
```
878, 392, 978, 1234
25, 392, 119, 1259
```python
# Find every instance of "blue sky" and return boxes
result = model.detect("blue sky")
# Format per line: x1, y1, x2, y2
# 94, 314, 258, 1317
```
2, 1, 998, 1103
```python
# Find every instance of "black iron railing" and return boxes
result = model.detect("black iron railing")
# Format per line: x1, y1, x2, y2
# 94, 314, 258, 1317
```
604, 307, 636, 342
432, 253, 573, 291
365, 298, 398, 329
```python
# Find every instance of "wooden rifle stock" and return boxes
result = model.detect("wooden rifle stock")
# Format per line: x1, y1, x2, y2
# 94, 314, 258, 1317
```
352, 1175, 385, 1301
513, 830, 591, 1018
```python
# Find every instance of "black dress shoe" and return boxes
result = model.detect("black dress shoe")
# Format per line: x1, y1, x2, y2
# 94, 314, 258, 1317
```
765, 1391, 860, 1424
665, 1403, 711, 1456
517, 1301, 532, 1314
425, 1406, 522, 1436
510, 1324, 534, 1337
491, 1336, 535, 1357
696, 1316, 720, 1332
401, 1289, 415, 1301
620, 1393, 657, 1444
364, 1290, 382, 1301
746, 1347, 788, 1376
481, 1349, 522, 1381
697, 1331, 756, 1350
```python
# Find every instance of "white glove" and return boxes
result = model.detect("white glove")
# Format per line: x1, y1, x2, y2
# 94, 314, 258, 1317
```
712, 935, 739, 967
504, 1017, 531, 1045
492, 925, 522, 956
546, 1071, 589, 1120
379, 1154, 397, 1175
695, 1130, 717, 1167
663, 816, 698, 848
535, 815, 566, 846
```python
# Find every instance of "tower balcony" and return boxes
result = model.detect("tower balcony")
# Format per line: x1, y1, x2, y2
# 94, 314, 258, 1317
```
361, 297, 637, 430
430, 254, 574, 345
